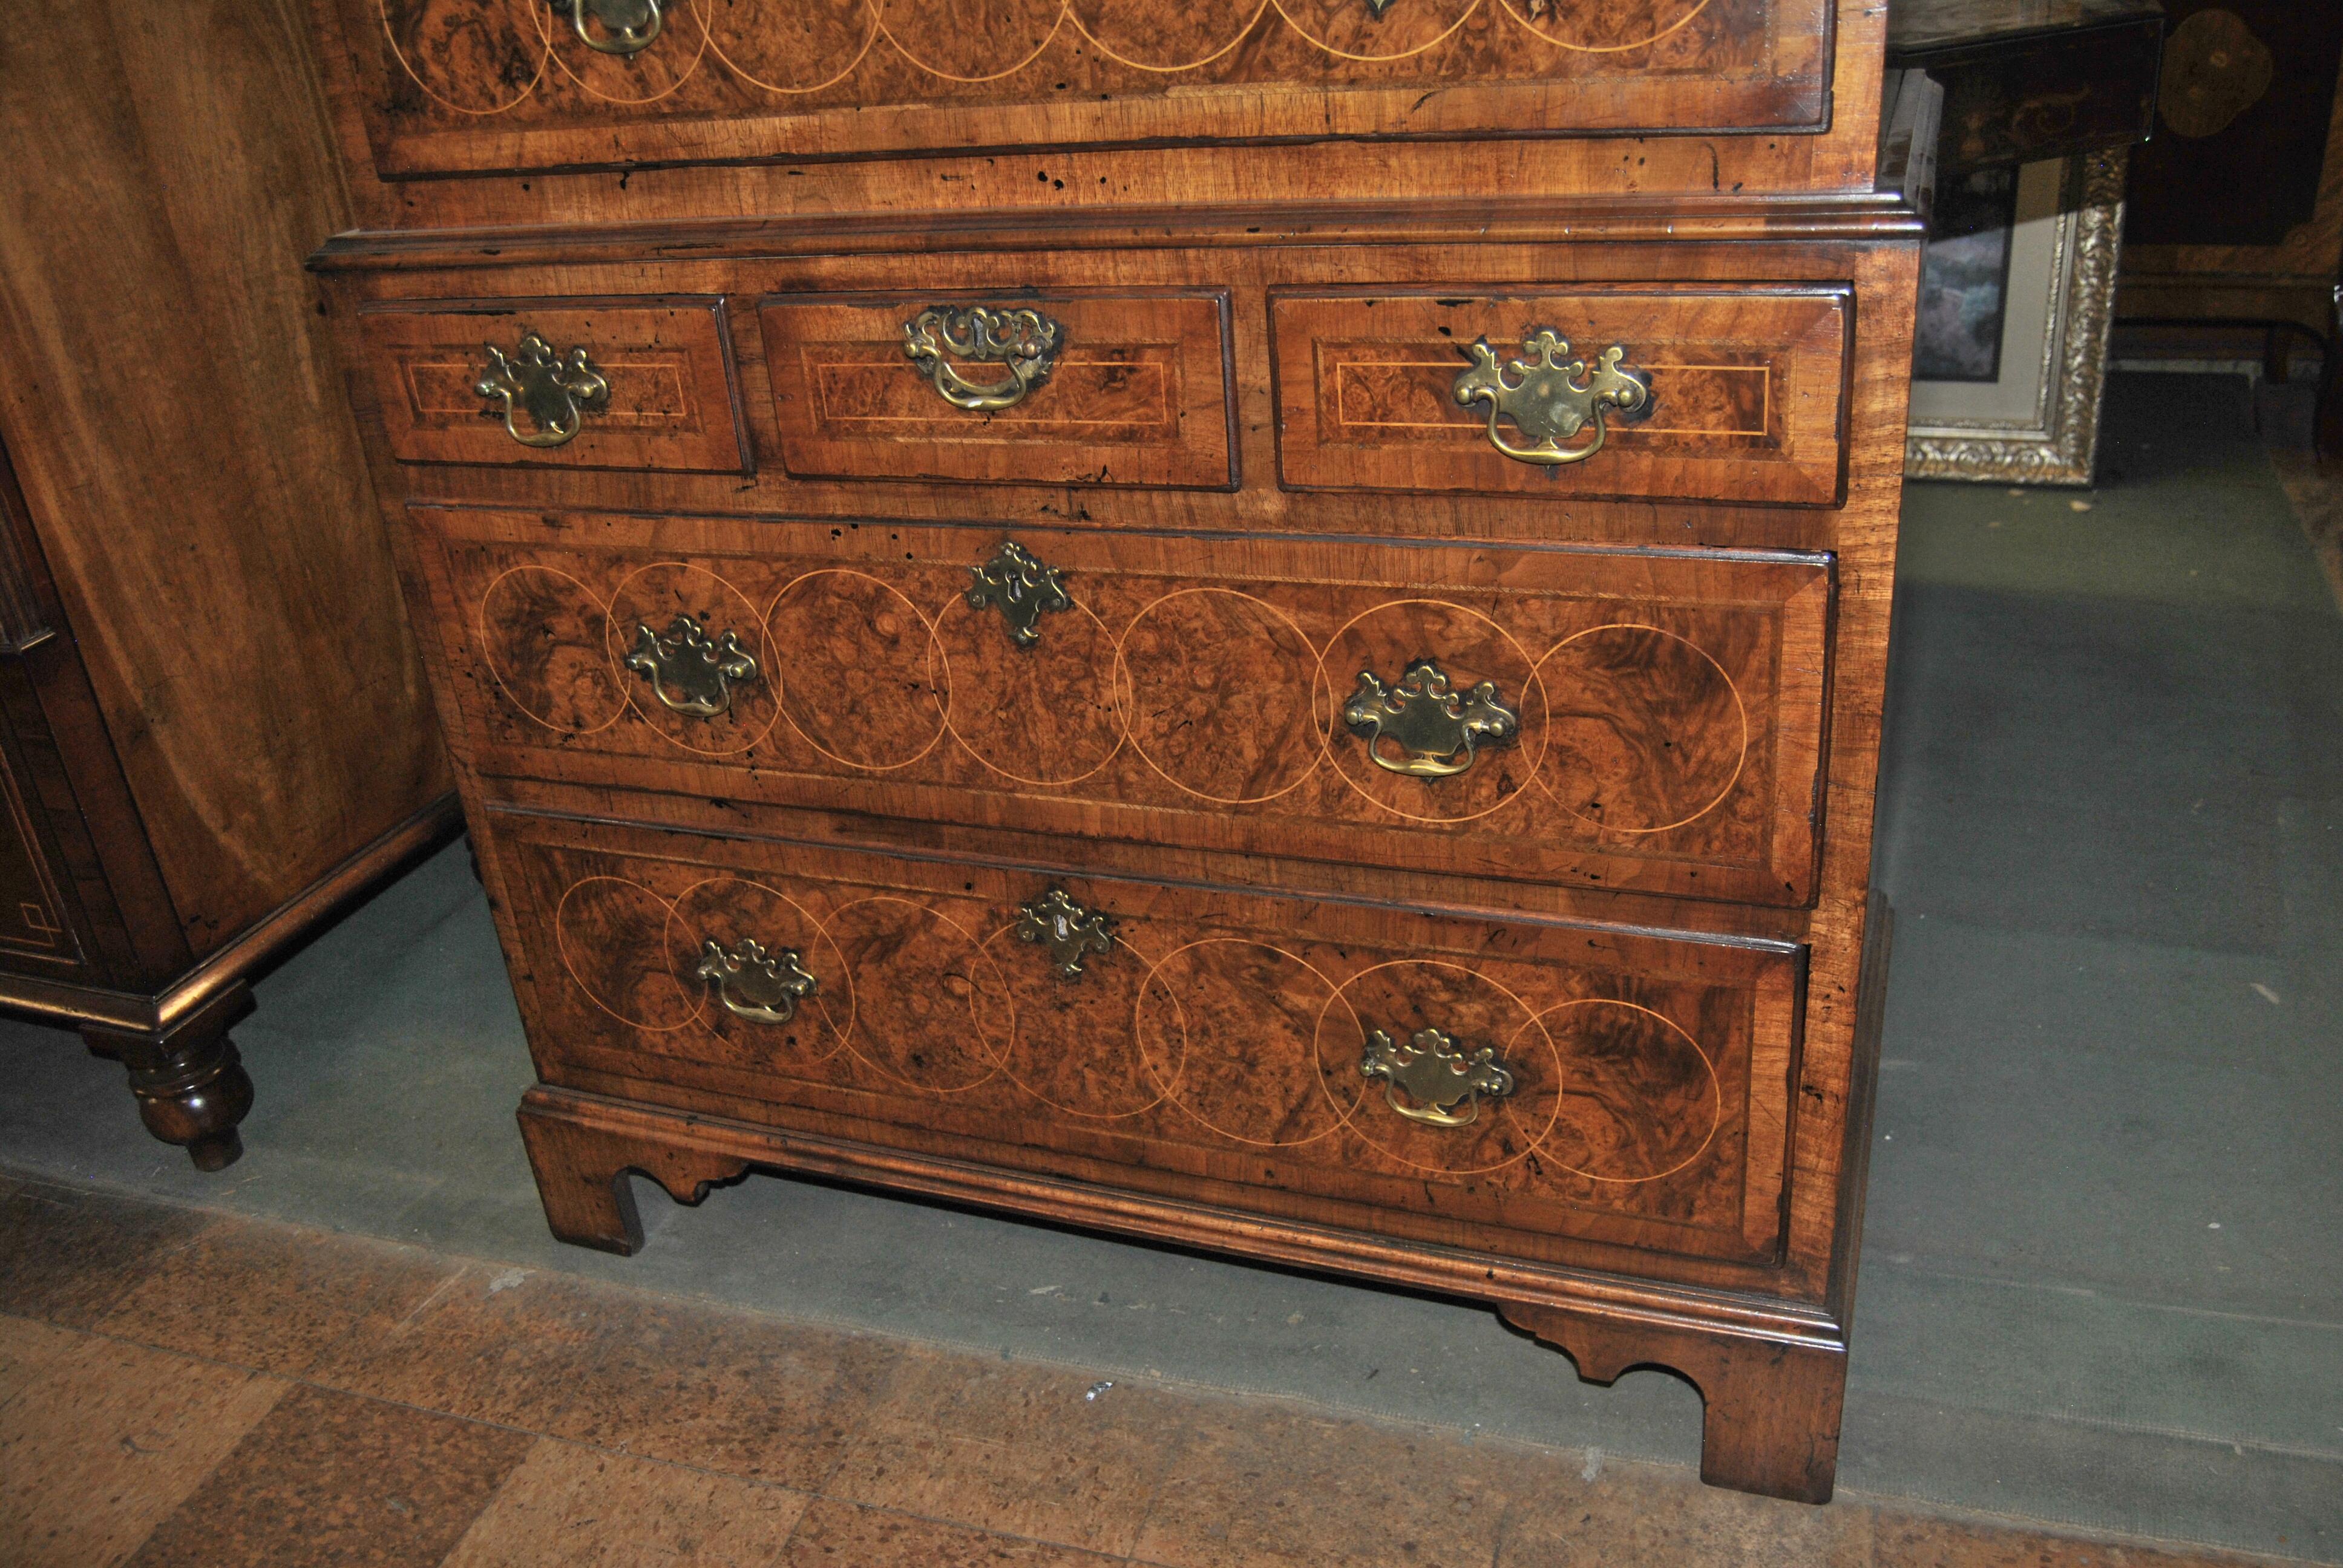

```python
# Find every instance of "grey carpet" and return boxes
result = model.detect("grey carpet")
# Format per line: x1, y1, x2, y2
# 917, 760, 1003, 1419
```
3, 373, 2336, 1560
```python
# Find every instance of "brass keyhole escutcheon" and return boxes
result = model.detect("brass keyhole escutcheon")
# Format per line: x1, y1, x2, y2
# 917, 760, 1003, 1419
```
476, 332, 609, 449
966, 541, 1072, 650
1015, 887, 1114, 980
1360, 1027, 1516, 1127
1452, 328, 1651, 466
1342, 659, 1520, 779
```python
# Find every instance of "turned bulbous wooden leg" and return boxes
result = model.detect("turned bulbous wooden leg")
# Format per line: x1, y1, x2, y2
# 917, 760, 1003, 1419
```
82, 982, 257, 1172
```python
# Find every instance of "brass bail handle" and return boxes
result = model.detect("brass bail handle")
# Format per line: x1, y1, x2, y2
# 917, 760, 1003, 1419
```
1450, 328, 1651, 467
1360, 1027, 1516, 1127
696, 937, 816, 1025
554, 0, 665, 56
623, 613, 759, 718
1342, 658, 1520, 779
476, 331, 609, 449
903, 305, 1065, 412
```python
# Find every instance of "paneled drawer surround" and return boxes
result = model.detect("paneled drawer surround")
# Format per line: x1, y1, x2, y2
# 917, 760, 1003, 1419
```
410, 508, 1835, 906
358, 298, 751, 474
1273, 286, 1852, 505
759, 290, 1237, 488
341, 0, 1838, 179
494, 809, 1804, 1269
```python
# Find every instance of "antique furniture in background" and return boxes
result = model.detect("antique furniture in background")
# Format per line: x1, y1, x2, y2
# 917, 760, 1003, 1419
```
2115, 2, 2343, 447
306, 0, 1921, 1502
1890, 0, 2164, 482
0, 0, 456, 1169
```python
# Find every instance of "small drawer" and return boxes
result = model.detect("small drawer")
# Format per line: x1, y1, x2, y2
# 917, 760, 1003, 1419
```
493, 809, 1803, 1268
1272, 285, 1851, 506
408, 509, 1832, 907
358, 296, 750, 474
758, 290, 1237, 490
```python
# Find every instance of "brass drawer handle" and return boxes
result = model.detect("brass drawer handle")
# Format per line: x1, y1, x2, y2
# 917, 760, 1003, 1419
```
1342, 658, 1519, 779
1452, 328, 1650, 467
697, 938, 816, 1024
1015, 887, 1114, 981
551, 0, 664, 56
903, 305, 1063, 412
476, 332, 609, 449
624, 613, 759, 717
1365, 0, 1398, 14
1362, 1027, 1515, 1127
967, 541, 1072, 649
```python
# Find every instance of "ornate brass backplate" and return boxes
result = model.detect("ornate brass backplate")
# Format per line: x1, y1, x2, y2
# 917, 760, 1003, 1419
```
549, 0, 664, 55
966, 541, 1072, 649
476, 332, 610, 448
1451, 328, 1651, 466
696, 938, 817, 1025
1360, 1027, 1516, 1127
902, 305, 1064, 412
1342, 659, 1519, 779
1015, 888, 1115, 981
623, 613, 759, 717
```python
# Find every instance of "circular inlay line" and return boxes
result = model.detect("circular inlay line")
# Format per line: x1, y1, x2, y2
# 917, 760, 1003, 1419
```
1135, 936, 1354, 1148
1314, 957, 1559, 1174
606, 561, 783, 757
1068, 0, 1274, 73
696, 0, 882, 94
1509, 998, 1721, 1183
826, 893, 1013, 1095
1531, 621, 1748, 835
1496, 0, 1716, 53
1110, 586, 1329, 806
663, 874, 855, 1062
1313, 597, 1550, 826
765, 569, 953, 773
477, 564, 629, 737
380, 0, 551, 117
545, 0, 713, 104
932, 590, 1126, 789
872, 0, 1069, 83
554, 875, 698, 1031
1271, 0, 1484, 64
981, 921, 1168, 1119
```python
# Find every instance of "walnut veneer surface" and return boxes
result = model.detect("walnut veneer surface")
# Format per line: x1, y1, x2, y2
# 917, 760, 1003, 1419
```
304, 0, 1920, 1505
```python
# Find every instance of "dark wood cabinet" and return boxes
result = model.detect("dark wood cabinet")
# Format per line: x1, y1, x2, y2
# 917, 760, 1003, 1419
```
0, 0, 457, 1168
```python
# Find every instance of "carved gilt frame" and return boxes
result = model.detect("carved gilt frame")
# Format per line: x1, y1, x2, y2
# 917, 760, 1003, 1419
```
1906, 149, 2128, 486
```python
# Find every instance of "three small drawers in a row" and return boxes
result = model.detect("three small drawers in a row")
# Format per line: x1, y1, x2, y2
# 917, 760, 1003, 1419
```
359, 283, 1853, 506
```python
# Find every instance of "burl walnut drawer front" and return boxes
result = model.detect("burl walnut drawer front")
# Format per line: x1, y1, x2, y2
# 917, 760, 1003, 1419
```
414, 508, 1833, 906
358, 298, 750, 474
758, 292, 1237, 489
1273, 286, 1851, 506
496, 811, 1802, 1267
347, 0, 1832, 178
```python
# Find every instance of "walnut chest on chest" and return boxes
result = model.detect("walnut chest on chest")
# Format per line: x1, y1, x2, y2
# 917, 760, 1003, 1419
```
304, 0, 1917, 1503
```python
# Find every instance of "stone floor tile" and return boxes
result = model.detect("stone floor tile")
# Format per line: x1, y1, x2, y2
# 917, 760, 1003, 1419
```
1873, 1512, 2276, 1568
0, 1333, 286, 1567
1492, 1455, 1875, 1568
825, 1347, 1191, 1557
303, 1260, 603, 1428
97, 1215, 456, 1376
0, 1184, 210, 1328
0, 1312, 84, 1410
125, 1382, 534, 1567
782, 1497, 1124, 1567
441, 1437, 808, 1567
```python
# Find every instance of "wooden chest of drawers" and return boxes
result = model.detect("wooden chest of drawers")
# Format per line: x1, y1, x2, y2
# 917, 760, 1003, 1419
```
304, 0, 1916, 1505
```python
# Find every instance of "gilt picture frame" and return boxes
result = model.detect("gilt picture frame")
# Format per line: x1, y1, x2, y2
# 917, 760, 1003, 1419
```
1906, 149, 2128, 485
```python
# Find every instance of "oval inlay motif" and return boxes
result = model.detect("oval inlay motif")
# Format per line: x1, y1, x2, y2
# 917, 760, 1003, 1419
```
872, 0, 1065, 82
766, 570, 949, 771
1320, 598, 1545, 823
664, 877, 851, 1065
988, 925, 1162, 1118
701, 0, 878, 93
1067, 0, 1270, 71
479, 565, 625, 734
1496, 0, 1716, 53
382, 0, 549, 115
1535, 624, 1746, 834
1276, 0, 1481, 62
1319, 959, 1556, 1174
933, 592, 1121, 786
827, 897, 1008, 1093
1116, 589, 1324, 805
606, 563, 778, 756
1532, 999, 1720, 1183
555, 876, 698, 1030
1136, 939, 1353, 1145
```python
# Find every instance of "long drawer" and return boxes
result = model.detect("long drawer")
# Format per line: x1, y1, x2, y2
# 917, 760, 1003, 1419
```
411, 508, 1835, 906
339, 0, 1836, 178
493, 808, 1803, 1268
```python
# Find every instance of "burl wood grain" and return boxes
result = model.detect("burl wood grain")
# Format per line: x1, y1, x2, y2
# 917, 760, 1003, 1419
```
1274, 287, 1853, 504
359, 297, 750, 473
759, 292, 1236, 489
494, 808, 1801, 1268
344, 0, 1818, 178
424, 509, 1832, 907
